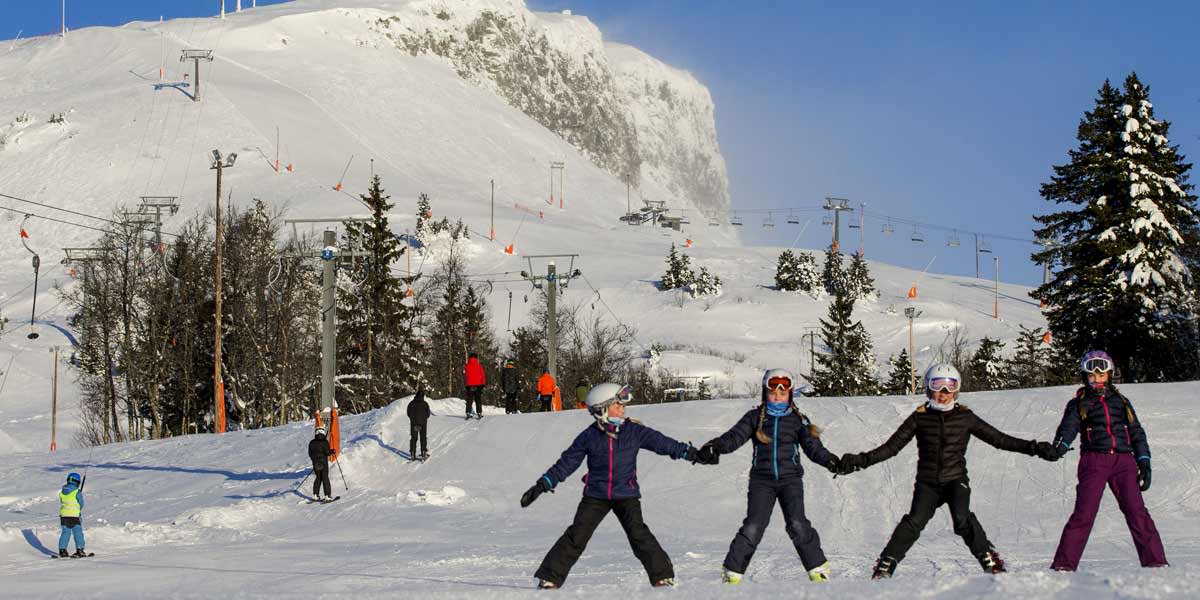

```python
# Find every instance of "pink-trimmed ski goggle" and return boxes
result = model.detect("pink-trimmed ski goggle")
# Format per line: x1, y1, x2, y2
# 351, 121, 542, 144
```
928, 377, 960, 393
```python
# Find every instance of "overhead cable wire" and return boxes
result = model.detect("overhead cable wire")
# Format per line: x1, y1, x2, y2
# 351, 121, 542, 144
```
0, 192, 181, 238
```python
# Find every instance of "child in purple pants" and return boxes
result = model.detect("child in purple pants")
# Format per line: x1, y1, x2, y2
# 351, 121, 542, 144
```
1048, 350, 1167, 571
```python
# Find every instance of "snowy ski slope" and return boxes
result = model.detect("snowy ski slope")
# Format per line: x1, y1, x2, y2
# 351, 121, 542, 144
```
2, 386, 1198, 597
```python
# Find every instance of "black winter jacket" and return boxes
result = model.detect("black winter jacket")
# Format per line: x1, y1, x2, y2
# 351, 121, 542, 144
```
859, 403, 1038, 483
501, 367, 520, 395
407, 392, 431, 425
711, 407, 835, 481
1053, 386, 1150, 460
308, 437, 333, 466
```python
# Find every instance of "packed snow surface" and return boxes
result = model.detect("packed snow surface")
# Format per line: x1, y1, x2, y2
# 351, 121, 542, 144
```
2, 385, 1198, 598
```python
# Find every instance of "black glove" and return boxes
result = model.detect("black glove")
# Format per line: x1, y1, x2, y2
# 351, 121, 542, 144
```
520, 478, 553, 508
695, 443, 720, 465
825, 455, 841, 475
837, 453, 866, 475
1034, 441, 1060, 461
1137, 460, 1151, 492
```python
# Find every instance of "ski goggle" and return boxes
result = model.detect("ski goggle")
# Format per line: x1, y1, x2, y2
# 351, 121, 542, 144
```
597, 385, 634, 409
928, 377, 960, 393
1082, 357, 1114, 374
765, 376, 793, 391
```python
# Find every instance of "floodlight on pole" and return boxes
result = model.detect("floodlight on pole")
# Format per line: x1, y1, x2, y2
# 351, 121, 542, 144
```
905, 307, 923, 394
210, 149, 237, 433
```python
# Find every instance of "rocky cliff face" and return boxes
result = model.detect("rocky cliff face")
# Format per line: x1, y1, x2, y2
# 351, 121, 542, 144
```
366, 0, 729, 214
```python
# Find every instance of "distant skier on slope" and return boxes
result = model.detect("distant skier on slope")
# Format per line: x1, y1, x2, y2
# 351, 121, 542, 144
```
837, 363, 1059, 578
698, 369, 842, 584
501, 360, 520, 414
464, 352, 486, 419
1047, 350, 1167, 571
518, 383, 717, 589
57, 472, 89, 558
408, 387, 431, 461
308, 426, 335, 501
536, 369, 556, 413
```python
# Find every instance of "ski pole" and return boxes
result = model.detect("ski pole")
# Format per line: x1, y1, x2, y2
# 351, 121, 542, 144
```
80, 444, 96, 490
295, 469, 312, 492
334, 458, 349, 492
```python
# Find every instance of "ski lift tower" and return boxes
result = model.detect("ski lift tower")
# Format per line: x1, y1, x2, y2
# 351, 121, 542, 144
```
180, 49, 213, 102
520, 254, 582, 380
822, 197, 853, 253
138, 196, 180, 251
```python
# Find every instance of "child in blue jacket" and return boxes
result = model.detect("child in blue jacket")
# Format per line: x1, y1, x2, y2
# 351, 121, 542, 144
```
697, 369, 840, 584
58, 472, 88, 558
519, 383, 714, 589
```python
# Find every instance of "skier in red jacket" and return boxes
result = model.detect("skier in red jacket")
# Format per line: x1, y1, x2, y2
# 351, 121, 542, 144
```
464, 353, 487, 419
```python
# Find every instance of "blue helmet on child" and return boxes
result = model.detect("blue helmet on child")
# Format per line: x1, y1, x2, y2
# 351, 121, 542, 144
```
66, 472, 82, 485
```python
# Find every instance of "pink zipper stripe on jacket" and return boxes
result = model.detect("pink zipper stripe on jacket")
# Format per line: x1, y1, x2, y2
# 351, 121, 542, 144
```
607, 437, 614, 500
1098, 395, 1117, 451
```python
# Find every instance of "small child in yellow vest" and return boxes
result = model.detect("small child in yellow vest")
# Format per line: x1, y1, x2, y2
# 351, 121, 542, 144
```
58, 472, 88, 558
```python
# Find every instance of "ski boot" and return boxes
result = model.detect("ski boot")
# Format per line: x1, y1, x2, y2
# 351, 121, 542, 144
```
58, 549, 68, 558
536, 579, 558, 589
872, 555, 897, 580
652, 578, 675, 587
808, 561, 831, 582
73, 548, 89, 558
978, 550, 1006, 574
721, 569, 742, 585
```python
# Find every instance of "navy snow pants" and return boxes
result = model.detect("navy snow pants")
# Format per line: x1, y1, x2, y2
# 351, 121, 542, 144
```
723, 477, 826, 573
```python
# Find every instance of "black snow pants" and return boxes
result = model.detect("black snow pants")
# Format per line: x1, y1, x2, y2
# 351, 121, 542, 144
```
724, 477, 826, 573
466, 386, 483, 417
410, 424, 428, 457
312, 463, 332, 498
539, 395, 553, 412
504, 392, 518, 414
535, 496, 674, 587
879, 478, 994, 565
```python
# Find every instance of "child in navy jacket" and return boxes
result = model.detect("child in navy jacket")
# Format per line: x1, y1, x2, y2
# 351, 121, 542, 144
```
519, 383, 713, 589
699, 369, 840, 584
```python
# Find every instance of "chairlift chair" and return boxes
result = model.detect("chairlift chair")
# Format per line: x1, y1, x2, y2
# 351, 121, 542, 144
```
821, 215, 833, 226
882, 219, 895, 234
707, 213, 720, 226
731, 213, 744, 226
679, 214, 691, 225
762, 213, 775, 229
786, 212, 800, 225
947, 230, 961, 248
978, 238, 993, 253
911, 226, 925, 243
848, 218, 861, 229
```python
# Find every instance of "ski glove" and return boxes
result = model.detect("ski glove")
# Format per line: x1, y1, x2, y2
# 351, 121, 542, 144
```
520, 477, 554, 508
1137, 459, 1152, 492
1033, 441, 1061, 462
837, 452, 866, 475
695, 442, 720, 466
825, 455, 841, 475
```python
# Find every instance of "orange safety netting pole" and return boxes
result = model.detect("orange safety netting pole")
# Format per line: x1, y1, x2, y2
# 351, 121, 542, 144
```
329, 407, 341, 461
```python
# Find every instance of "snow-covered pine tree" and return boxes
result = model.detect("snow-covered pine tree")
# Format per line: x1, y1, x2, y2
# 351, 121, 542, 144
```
660, 243, 694, 291
821, 246, 845, 295
1032, 73, 1200, 381
690, 266, 722, 297
845, 251, 877, 301
883, 349, 915, 395
966, 336, 1006, 391
795, 252, 821, 295
775, 249, 801, 291
1005, 325, 1053, 389
810, 284, 878, 396
415, 193, 433, 243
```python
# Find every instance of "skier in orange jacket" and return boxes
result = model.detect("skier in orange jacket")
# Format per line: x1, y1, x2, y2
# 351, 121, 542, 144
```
537, 369, 557, 412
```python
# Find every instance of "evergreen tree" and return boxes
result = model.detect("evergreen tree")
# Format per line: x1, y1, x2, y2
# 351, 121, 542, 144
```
660, 243, 694, 291
810, 285, 878, 396
821, 246, 845, 295
966, 337, 1006, 391
845, 251, 877, 302
1032, 73, 1200, 382
795, 252, 821, 295
1006, 325, 1052, 388
690, 266, 722, 297
883, 349, 915, 395
507, 326, 546, 412
339, 175, 427, 410
775, 250, 802, 291
415, 193, 433, 242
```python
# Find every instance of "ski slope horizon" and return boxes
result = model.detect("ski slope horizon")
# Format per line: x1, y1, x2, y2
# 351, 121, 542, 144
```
2, 384, 1198, 597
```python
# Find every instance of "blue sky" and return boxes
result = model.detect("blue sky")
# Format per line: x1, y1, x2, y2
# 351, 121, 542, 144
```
8, 1, 1199, 285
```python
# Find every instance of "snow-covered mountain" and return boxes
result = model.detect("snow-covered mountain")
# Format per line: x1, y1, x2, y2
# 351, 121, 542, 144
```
2, 386, 1196, 597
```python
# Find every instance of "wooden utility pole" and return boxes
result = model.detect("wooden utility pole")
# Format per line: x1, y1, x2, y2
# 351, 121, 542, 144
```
211, 150, 237, 433
50, 346, 59, 451
490, 179, 495, 241
993, 256, 1000, 320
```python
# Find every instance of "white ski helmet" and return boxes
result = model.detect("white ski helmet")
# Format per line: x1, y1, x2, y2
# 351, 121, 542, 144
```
585, 383, 633, 414
762, 368, 795, 391
923, 363, 961, 399
314, 426, 327, 437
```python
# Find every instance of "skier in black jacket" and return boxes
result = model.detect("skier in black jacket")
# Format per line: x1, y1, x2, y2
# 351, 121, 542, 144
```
838, 363, 1059, 578
698, 369, 841, 584
308, 426, 335, 501
501, 360, 520, 414
407, 388, 431, 460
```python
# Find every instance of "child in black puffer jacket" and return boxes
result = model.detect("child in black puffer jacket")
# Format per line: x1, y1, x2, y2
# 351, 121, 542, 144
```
698, 369, 840, 584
